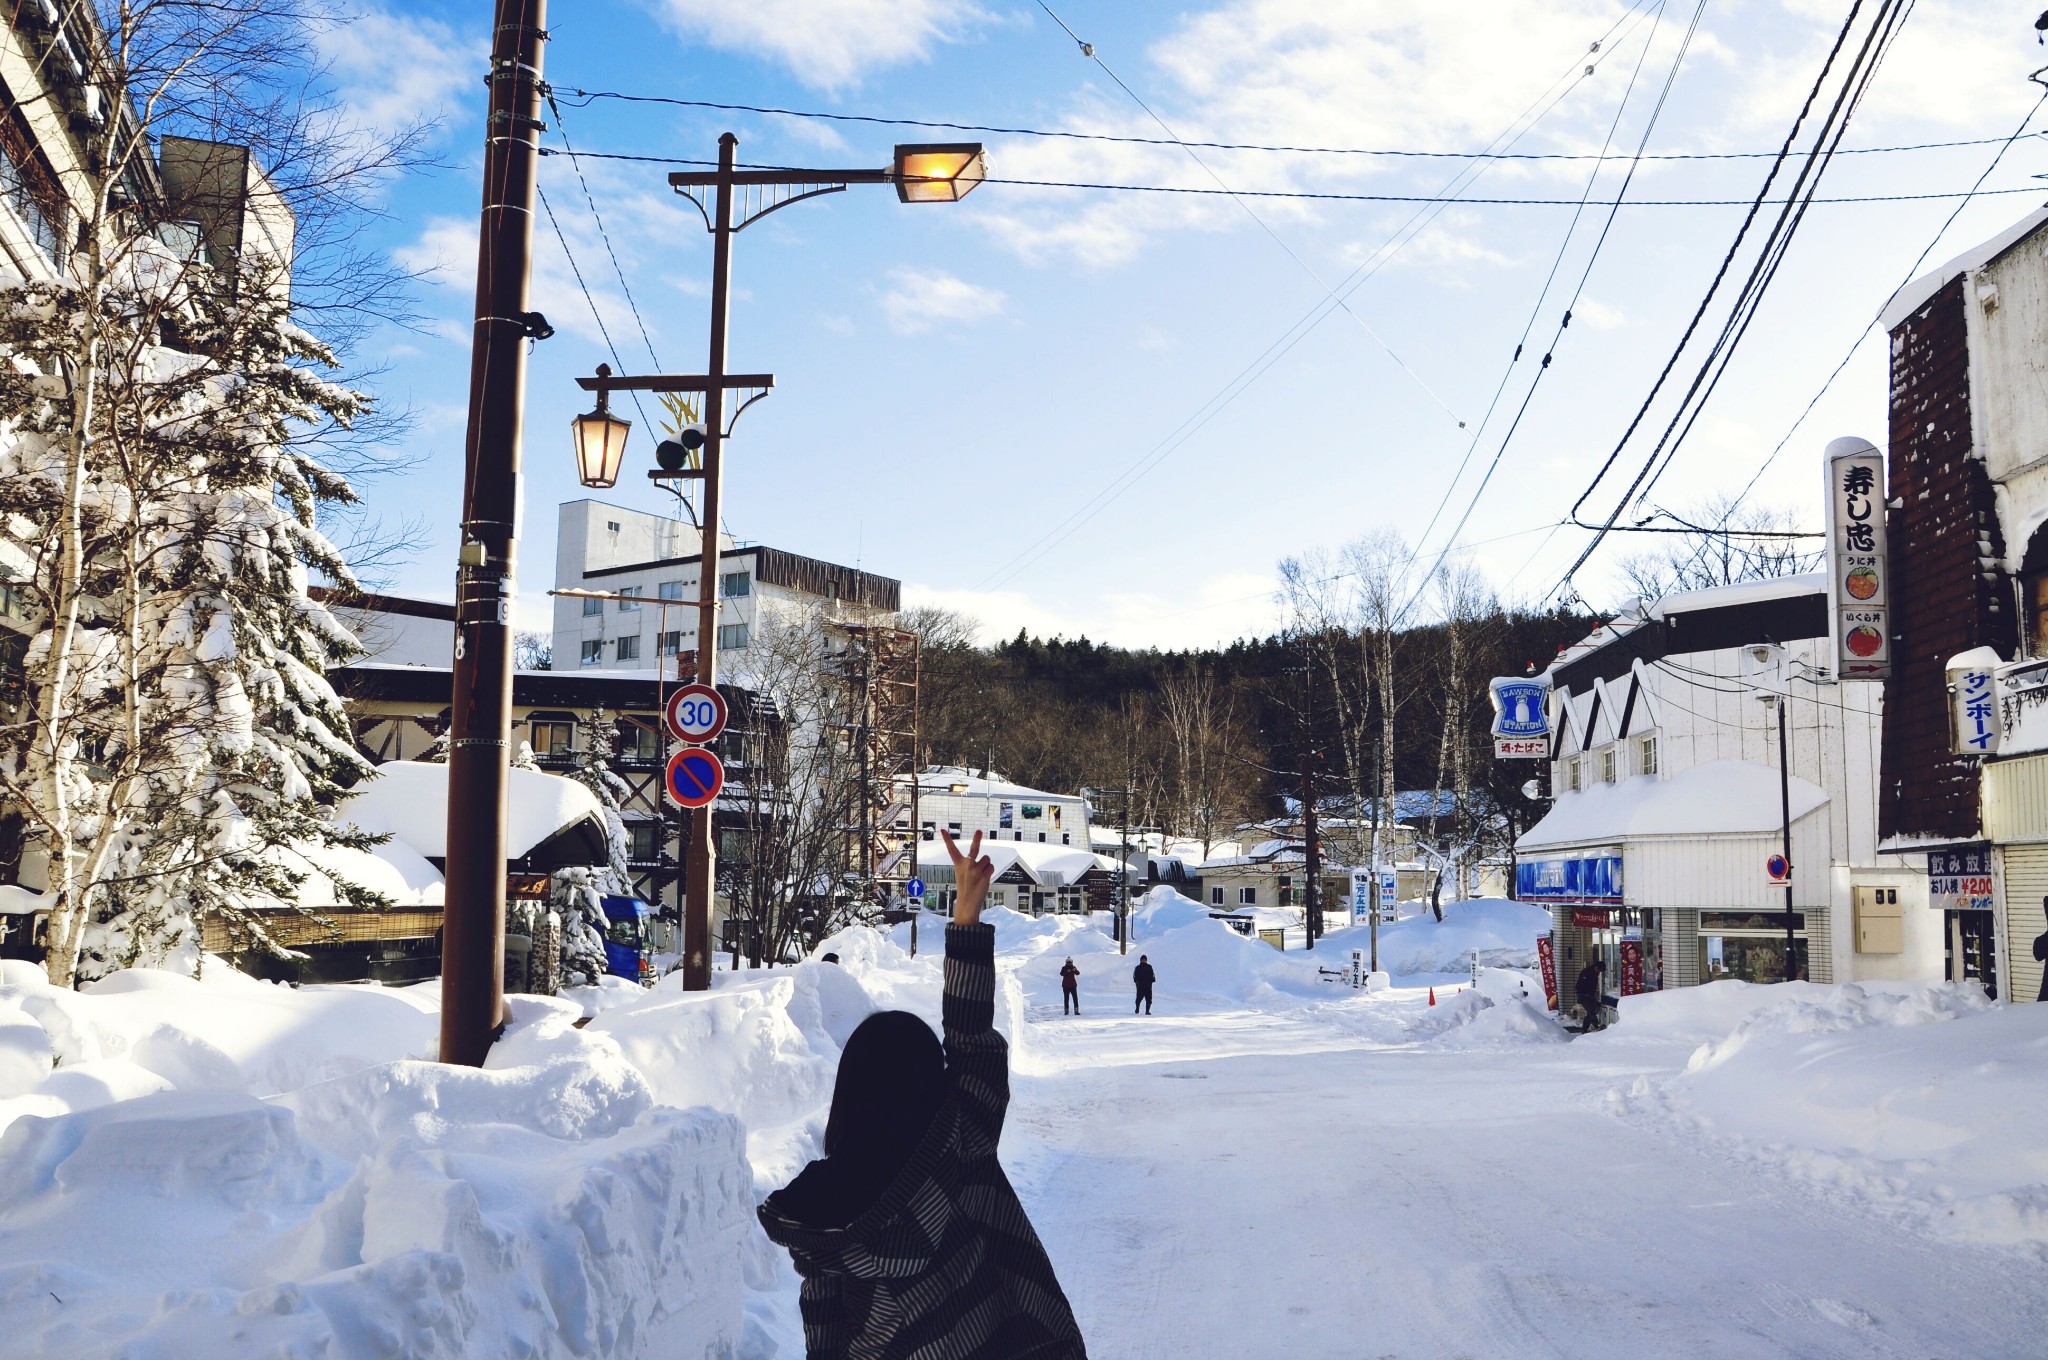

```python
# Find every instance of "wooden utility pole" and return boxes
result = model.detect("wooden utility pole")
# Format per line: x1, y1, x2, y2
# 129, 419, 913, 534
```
439, 0, 547, 1066
1300, 748, 1321, 951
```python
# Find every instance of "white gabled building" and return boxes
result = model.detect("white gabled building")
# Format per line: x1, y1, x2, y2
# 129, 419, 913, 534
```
902, 767, 1092, 851
1519, 573, 1940, 999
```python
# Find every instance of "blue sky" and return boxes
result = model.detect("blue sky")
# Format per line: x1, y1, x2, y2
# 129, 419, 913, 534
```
324, 0, 2045, 649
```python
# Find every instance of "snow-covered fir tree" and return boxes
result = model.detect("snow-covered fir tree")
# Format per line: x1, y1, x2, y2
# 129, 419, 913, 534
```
0, 242, 385, 984
551, 709, 635, 986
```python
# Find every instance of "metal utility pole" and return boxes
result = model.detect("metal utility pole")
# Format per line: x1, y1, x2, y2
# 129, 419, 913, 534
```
440, 0, 546, 1066
1774, 694, 1797, 982
1300, 749, 1321, 951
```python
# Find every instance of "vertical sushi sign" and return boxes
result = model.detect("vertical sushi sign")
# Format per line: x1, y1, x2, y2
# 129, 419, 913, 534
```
1826, 436, 1890, 680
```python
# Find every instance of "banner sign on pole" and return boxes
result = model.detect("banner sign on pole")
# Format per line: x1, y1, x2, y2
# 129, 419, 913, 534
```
1619, 938, 1645, 997
1928, 845, 1994, 912
1537, 936, 1558, 1011
1490, 676, 1550, 759
1947, 649, 2002, 758
1825, 437, 1890, 680
1350, 870, 1373, 924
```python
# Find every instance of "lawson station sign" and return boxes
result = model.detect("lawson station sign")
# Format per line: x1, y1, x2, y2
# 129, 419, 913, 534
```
1491, 676, 1551, 759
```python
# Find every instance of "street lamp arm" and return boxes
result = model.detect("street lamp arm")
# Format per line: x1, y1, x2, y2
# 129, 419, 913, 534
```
670, 178, 860, 234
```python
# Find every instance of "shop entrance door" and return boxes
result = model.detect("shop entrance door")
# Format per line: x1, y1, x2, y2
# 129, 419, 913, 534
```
1946, 910, 1998, 1000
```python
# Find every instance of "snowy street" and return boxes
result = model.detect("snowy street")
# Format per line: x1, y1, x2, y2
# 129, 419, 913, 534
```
1010, 998, 2048, 1359
8, 896, 2048, 1358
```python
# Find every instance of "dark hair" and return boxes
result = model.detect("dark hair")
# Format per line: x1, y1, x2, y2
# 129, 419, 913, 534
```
824, 1010, 945, 1163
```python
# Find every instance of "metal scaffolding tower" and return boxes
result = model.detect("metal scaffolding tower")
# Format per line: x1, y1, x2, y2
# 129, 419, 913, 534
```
829, 621, 921, 914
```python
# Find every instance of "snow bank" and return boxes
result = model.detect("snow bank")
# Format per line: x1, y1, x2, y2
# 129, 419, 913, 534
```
0, 1042, 749, 1359
1, 962, 438, 1102
1612, 981, 2048, 1248
1318, 896, 1549, 977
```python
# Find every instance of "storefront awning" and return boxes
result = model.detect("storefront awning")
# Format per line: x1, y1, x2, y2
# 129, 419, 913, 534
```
1519, 759, 1827, 853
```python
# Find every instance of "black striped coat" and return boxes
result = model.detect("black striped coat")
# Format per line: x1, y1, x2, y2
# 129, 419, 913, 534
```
759, 923, 1088, 1360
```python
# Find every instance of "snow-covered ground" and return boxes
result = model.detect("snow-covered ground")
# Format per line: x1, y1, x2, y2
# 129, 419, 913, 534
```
4, 891, 2048, 1357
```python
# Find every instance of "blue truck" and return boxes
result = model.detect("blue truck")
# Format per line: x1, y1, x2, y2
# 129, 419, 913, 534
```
600, 896, 656, 983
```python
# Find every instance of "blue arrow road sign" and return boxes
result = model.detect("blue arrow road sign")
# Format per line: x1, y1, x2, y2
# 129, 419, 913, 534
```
907, 878, 926, 899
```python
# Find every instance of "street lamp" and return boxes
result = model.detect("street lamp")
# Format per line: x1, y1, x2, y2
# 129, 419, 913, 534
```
892, 143, 988, 203
570, 364, 632, 489
573, 131, 987, 994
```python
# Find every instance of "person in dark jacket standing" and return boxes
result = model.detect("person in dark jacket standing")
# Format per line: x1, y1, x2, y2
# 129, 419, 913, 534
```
1059, 957, 1081, 1014
1574, 958, 1606, 1032
759, 829, 1087, 1360
1132, 955, 1156, 1014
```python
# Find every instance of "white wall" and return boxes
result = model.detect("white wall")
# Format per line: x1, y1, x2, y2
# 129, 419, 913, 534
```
1965, 230, 2048, 574
332, 605, 453, 668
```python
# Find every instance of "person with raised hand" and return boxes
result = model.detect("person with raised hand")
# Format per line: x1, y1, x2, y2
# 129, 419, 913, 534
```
758, 829, 1088, 1358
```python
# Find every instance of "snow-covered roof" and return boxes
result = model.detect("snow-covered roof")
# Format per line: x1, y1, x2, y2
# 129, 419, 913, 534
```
1518, 759, 1827, 852
1198, 839, 1303, 870
341, 761, 605, 860
271, 837, 445, 908
1645, 571, 1826, 620
910, 766, 1082, 803
1879, 202, 2048, 333
915, 838, 1118, 885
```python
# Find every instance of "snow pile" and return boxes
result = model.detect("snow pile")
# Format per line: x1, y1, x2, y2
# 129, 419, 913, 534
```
1612, 981, 2048, 1248
1406, 989, 1571, 1049
1129, 886, 1213, 932
0, 964, 752, 1358
0, 1055, 749, 1360
1322, 896, 1550, 977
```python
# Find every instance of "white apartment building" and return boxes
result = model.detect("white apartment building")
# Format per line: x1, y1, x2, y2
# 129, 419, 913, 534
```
551, 500, 900, 676
1520, 573, 1939, 996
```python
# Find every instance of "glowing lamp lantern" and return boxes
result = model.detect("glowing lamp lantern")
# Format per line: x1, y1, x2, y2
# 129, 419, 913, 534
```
892, 143, 987, 203
571, 378, 631, 489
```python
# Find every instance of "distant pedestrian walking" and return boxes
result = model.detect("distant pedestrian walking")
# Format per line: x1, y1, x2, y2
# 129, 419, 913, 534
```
1574, 958, 1606, 1032
1133, 955, 1156, 1015
1060, 957, 1081, 1014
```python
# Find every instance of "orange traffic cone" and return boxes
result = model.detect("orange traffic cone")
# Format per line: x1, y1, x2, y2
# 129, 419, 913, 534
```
1428, 987, 1437, 1006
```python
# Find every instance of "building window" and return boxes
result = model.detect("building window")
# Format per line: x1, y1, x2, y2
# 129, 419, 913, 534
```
721, 570, 751, 598
529, 720, 574, 756
717, 623, 749, 651
1238, 886, 1257, 906
1639, 734, 1658, 776
718, 829, 749, 862
606, 520, 621, 534
922, 821, 935, 841
1278, 875, 1294, 907
658, 630, 684, 657
614, 635, 640, 662
992, 889, 1006, 908
1564, 757, 1582, 793
1601, 748, 1617, 784
948, 822, 962, 834
581, 595, 602, 617
617, 587, 641, 612
1062, 833, 1070, 845
1210, 886, 1225, 906
626, 822, 661, 862
658, 580, 687, 601
580, 639, 603, 666
618, 722, 660, 760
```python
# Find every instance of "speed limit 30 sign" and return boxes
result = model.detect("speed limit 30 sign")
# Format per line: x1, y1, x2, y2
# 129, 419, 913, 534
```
665, 683, 728, 745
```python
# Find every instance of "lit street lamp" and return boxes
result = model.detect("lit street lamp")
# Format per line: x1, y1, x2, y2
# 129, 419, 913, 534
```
567, 131, 985, 994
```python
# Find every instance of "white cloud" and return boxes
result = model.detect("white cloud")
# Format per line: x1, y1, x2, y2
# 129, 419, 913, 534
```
314, 4, 480, 141
1572, 297, 1627, 329
877, 268, 1006, 335
646, 0, 991, 90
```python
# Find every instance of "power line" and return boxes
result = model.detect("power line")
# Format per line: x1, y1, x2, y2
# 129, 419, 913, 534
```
1400, 0, 1702, 618
535, 183, 652, 429
963, 5, 1648, 596
1550, 0, 1912, 598
546, 91, 663, 372
1032, 0, 1470, 428
539, 146, 2043, 207
550, 88, 2034, 165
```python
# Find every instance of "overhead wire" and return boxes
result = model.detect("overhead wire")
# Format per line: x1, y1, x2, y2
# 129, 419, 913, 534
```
1029, 0, 1467, 428
539, 145, 2042, 206
548, 89, 2036, 165
1549, 0, 1911, 599
964, 1, 1664, 596
1398, 0, 1705, 622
